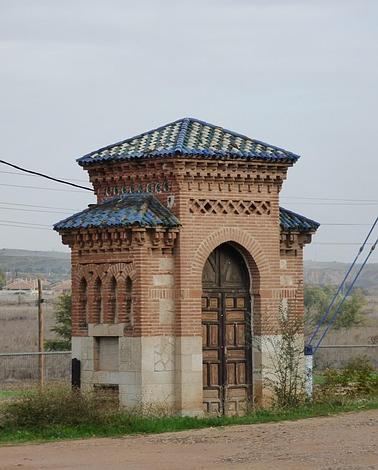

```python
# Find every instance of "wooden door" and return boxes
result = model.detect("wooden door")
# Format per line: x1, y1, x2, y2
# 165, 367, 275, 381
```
202, 244, 252, 415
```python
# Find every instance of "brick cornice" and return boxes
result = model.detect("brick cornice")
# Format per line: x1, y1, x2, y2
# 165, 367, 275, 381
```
86, 158, 291, 201
60, 227, 179, 253
280, 231, 314, 256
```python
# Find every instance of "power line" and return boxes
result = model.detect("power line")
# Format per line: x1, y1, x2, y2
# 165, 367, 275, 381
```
1, 164, 375, 203
281, 202, 378, 206
320, 223, 371, 226
308, 216, 378, 350
0, 202, 374, 225
0, 223, 51, 231
0, 160, 93, 191
0, 183, 87, 193
282, 196, 378, 203
0, 183, 377, 206
0, 201, 78, 211
0, 170, 89, 184
312, 242, 375, 246
0, 219, 51, 227
0, 206, 71, 215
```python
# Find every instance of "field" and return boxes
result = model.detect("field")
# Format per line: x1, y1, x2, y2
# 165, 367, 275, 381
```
0, 276, 377, 390
0, 302, 56, 353
0, 299, 70, 389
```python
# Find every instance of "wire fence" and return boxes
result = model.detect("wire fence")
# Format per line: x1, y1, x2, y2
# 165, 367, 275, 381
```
314, 345, 378, 371
0, 345, 377, 394
0, 351, 71, 390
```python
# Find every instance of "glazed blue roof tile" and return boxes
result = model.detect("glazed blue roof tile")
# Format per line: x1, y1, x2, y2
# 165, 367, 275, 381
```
77, 118, 300, 166
279, 207, 320, 232
54, 193, 180, 231
54, 195, 318, 234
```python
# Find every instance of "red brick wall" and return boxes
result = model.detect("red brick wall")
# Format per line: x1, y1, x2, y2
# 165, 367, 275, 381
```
65, 158, 310, 338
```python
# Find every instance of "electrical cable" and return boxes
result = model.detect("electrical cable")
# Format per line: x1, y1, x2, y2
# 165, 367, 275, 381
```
0, 206, 71, 215
0, 201, 78, 211
0, 219, 51, 227
0, 183, 88, 193
282, 196, 378, 203
0, 160, 93, 191
0, 223, 51, 231
308, 216, 378, 347
0, 170, 89, 183
313, 234, 378, 353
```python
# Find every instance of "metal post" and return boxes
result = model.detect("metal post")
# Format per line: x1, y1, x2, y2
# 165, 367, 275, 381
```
37, 279, 45, 388
304, 344, 313, 400
71, 358, 81, 389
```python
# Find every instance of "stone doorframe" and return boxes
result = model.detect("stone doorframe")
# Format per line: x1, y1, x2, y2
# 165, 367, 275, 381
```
190, 227, 272, 407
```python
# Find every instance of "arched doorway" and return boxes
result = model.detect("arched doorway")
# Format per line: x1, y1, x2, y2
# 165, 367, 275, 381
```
202, 243, 252, 415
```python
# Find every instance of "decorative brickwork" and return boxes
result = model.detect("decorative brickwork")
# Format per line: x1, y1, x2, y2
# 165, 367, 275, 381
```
188, 199, 271, 216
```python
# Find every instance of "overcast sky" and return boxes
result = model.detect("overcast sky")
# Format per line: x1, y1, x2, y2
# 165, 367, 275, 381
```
0, 0, 377, 262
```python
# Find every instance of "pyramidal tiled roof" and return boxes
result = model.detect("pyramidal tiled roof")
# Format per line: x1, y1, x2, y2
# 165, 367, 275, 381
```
54, 193, 318, 233
77, 118, 300, 166
54, 193, 180, 231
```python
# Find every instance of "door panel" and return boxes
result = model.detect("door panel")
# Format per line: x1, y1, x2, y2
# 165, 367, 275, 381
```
202, 292, 223, 414
224, 292, 250, 416
202, 243, 252, 416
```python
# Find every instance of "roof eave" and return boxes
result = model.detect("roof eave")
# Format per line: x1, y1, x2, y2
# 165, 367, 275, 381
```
77, 152, 299, 168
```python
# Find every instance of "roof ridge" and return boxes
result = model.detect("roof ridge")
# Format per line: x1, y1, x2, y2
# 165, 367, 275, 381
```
78, 117, 188, 161
177, 117, 298, 156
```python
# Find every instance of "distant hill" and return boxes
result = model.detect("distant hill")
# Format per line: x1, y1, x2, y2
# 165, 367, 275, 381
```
0, 249, 70, 282
304, 261, 378, 292
1, 249, 377, 291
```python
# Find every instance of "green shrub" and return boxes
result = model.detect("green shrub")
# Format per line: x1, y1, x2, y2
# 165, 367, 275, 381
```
45, 294, 71, 351
0, 386, 119, 428
321, 356, 378, 397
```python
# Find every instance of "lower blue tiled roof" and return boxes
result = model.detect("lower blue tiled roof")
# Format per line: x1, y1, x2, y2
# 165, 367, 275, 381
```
54, 194, 319, 234
54, 193, 180, 231
280, 207, 320, 232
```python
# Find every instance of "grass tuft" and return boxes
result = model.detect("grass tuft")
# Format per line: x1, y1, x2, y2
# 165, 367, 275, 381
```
0, 385, 377, 446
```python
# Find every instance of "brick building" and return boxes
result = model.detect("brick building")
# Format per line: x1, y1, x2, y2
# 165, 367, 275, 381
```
54, 117, 319, 415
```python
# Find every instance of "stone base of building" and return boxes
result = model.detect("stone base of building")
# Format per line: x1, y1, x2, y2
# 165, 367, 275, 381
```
72, 333, 305, 415
72, 335, 203, 416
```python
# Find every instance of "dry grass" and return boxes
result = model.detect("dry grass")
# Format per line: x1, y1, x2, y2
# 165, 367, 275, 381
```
0, 299, 70, 389
0, 303, 57, 353
313, 326, 378, 370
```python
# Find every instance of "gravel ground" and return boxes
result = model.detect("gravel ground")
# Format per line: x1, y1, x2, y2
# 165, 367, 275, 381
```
0, 410, 377, 470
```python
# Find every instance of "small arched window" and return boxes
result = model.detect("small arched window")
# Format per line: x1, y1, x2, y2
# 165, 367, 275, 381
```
125, 277, 133, 327
78, 278, 88, 328
109, 276, 118, 323
94, 277, 103, 323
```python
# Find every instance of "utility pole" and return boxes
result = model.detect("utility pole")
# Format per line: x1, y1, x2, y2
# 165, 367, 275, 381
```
37, 279, 45, 387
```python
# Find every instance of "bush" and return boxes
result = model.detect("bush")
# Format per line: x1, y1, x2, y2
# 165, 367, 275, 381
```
45, 294, 71, 351
321, 356, 378, 398
0, 386, 119, 428
304, 285, 366, 329
262, 307, 305, 408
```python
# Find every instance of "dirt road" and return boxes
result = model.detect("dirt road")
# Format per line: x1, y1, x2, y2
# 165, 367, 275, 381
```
0, 410, 377, 470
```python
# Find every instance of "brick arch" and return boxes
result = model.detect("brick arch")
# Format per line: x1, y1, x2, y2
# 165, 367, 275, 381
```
191, 227, 270, 291
106, 262, 136, 282
73, 264, 104, 287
